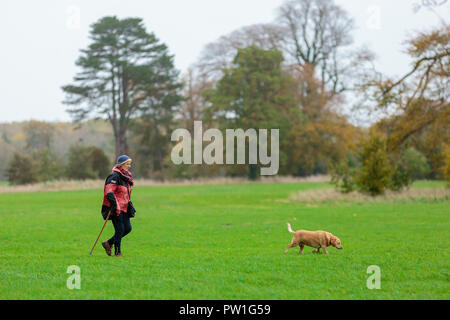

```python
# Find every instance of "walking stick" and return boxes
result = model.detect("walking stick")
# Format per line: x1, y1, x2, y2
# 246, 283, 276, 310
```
89, 210, 112, 255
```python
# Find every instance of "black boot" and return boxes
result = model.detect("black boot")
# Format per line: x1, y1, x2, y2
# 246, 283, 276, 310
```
101, 241, 112, 256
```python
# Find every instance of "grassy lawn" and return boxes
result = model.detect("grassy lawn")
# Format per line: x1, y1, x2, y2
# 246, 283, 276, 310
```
0, 181, 448, 299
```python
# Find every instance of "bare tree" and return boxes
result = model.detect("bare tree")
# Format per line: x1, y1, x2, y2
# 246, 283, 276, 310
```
413, 0, 449, 23
276, 0, 373, 94
178, 68, 214, 133
195, 23, 285, 82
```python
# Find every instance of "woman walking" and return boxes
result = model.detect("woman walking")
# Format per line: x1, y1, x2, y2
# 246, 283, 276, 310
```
101, 155, 136, 257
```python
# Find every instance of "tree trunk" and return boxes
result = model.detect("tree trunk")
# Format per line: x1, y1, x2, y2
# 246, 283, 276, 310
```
113, 121, 129, 158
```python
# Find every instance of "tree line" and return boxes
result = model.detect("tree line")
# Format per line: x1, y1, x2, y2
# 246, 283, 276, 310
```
5, 0, 449, 194
4, 120, 112, 185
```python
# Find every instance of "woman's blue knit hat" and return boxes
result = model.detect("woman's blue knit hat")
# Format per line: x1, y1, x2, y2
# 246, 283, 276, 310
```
116, 155, 132, 165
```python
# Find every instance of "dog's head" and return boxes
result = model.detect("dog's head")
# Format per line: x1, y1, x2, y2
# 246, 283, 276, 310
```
330, 235, 343, 249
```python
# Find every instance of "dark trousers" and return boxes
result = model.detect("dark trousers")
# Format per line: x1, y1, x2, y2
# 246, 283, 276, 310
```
107, 212, 132, 254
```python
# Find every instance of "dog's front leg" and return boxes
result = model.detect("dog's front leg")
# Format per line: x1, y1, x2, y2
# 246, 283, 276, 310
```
321, 246, 329, 254
285, 242, 297, 253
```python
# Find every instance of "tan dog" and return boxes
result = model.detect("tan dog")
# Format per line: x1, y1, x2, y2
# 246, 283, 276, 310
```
285, 223, 343, 254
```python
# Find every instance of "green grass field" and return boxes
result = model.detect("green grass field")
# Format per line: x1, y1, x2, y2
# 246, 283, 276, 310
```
0, 181, 448, 299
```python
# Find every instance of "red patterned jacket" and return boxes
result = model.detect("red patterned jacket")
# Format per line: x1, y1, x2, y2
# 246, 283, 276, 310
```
101, 168, 134, 219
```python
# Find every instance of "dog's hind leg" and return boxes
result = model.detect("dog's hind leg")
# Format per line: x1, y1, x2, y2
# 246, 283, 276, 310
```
299, 244, 304, 254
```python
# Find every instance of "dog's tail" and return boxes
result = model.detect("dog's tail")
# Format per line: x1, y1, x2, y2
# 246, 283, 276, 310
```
287, 222, 294, 233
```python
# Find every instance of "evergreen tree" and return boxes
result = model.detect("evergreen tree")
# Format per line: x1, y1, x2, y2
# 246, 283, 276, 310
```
62, 16, 182, 157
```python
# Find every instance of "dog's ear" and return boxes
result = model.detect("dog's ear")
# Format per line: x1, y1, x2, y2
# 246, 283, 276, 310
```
326, 233, 331, 245
329, 234, 336, 246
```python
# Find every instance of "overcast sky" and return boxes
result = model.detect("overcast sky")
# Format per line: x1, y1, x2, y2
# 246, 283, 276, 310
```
0, 0, 448, 123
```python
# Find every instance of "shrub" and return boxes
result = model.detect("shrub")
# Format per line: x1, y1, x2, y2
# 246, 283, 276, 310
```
355, 132, 393, 196
401, 147, 430, 180
387, 147, 430, 191
330, 159, 356, 193
444, 145, 450, 187
65, 145, 111, 180
35, 148, 65, 182
88, 146, 110, 178
389, 162, 412, 191
6, 153, 39, 185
